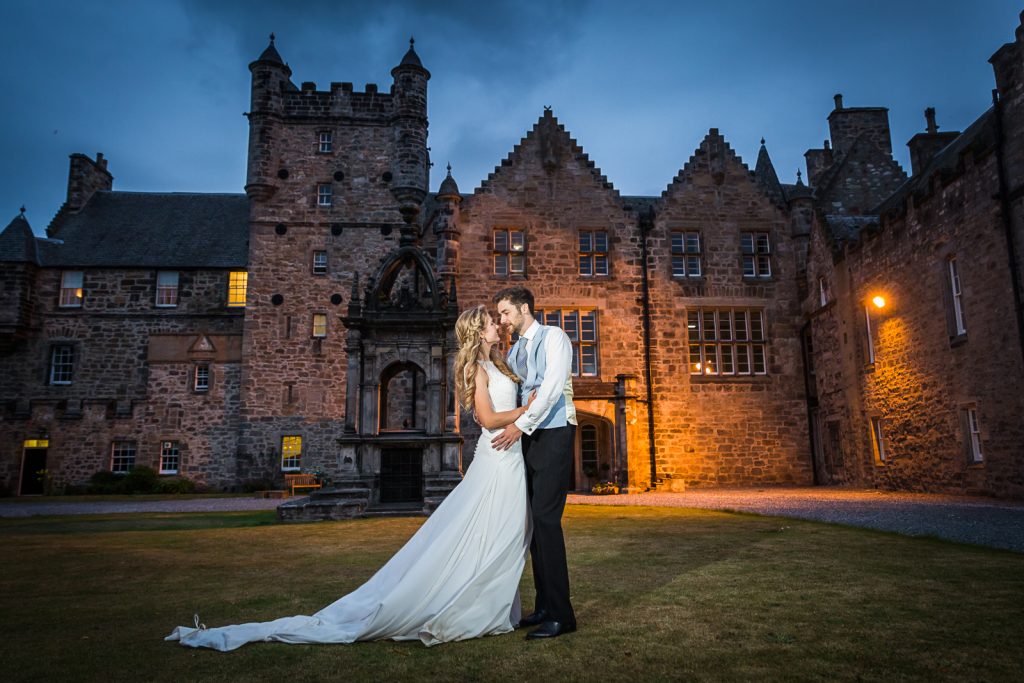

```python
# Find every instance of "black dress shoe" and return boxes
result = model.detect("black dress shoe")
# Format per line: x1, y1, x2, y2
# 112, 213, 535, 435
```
525, 620, 576, 640
516, 610, 548, 630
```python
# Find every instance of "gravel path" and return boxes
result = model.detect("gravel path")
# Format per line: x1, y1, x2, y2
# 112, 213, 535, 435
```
2, 487, 1022, 553
567, 488, 1024, 553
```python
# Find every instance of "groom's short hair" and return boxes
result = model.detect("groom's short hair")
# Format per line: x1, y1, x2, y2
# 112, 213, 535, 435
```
493, 286, 535, 315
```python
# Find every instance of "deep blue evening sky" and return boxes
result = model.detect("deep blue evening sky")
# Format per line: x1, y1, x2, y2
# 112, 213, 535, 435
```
2, 1, 1021, 234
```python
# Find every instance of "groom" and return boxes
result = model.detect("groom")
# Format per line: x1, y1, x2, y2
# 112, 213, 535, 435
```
492, 286, 577, 640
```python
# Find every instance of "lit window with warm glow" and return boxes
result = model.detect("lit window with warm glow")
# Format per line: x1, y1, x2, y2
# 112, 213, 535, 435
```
281, 435, 302, 471
864, 305, 876, 365
688, 309, 767, 376
494, 229, 525, 276
740, 232, 771, 278
312, 313, 327, 338
227, 271, 247, 307
870, 417, 886, 462
533, 308, 598, 376
155, 271, 179, 307
59, 270, 84, 307
671, 232, 702, 278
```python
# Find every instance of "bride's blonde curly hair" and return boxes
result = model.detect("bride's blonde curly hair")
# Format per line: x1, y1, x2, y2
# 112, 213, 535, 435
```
453, 305, 521, 414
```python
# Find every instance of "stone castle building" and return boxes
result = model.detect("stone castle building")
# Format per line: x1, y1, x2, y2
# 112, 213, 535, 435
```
2, 15, 1023, 502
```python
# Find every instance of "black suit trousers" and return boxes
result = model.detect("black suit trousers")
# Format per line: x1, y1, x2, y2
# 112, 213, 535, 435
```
522, 424, 576, 627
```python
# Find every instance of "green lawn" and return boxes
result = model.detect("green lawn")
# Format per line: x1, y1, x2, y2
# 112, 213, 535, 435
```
3, 493, 255, 503
2, 506, 1022, 682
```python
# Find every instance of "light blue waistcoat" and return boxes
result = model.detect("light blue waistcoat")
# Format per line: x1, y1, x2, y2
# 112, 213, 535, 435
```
509, 325, 569, 430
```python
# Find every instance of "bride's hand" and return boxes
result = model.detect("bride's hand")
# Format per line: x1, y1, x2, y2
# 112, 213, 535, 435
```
525, 391, 537, 409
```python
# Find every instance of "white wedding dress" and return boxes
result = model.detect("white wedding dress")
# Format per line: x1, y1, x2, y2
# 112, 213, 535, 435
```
166, 360, 530, 650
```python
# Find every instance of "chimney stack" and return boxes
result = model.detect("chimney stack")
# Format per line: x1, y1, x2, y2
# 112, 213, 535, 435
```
906, 108, 960, 176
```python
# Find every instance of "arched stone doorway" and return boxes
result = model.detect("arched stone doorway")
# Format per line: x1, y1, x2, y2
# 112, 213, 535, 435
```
573, 413, 615, 492
380, 361, 427, 431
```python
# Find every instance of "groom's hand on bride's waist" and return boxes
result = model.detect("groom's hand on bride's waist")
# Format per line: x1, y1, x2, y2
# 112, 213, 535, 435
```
491, 423, 524, 450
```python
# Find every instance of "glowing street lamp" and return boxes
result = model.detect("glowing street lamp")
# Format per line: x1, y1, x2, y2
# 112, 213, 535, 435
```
872, 295, 886, 309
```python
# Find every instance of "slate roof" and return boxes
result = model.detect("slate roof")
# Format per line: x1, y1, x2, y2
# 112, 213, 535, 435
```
754, 142, 786, 208
40, 191, 250, 268
0, 214, 39, 263
822, 214, 878, 251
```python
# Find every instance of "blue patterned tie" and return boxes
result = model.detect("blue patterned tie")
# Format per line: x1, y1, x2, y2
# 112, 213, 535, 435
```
515, 339, 528, 379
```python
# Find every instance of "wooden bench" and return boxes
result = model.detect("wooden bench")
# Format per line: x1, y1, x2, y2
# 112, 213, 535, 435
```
284, 473, 322, 497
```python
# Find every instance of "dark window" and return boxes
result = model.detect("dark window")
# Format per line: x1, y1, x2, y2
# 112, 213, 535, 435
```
49, 345, 74, 385
579, 231, 609, 276
671, 232, 702, 278
741, 232, 771, 278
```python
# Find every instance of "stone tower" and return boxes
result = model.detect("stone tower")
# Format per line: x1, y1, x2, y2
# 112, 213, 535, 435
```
237, 35, 449, 510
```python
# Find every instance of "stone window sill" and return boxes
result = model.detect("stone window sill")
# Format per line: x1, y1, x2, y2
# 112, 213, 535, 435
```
689, 374, 771, 384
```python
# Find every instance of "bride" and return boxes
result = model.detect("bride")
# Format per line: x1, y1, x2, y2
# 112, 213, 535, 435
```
166, 305, 534, 650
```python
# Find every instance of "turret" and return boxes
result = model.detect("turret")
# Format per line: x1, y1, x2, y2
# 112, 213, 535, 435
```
0, 209, 40, 340
433, 165, 462, 277
990, 11, 1024, 188
246, 34, 295, 202
389, 38, 431, 231
753, 138, 785, 208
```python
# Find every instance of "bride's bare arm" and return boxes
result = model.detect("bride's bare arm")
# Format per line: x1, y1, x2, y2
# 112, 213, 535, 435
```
473, 365, 533, 430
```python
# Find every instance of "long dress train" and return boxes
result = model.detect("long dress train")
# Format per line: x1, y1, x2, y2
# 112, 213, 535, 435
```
166, 360, 530, 650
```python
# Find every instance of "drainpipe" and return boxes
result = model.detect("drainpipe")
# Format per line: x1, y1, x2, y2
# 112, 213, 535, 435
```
639, 206, 659, 489
992, 89, 1024, 368
799, 320, 820, 485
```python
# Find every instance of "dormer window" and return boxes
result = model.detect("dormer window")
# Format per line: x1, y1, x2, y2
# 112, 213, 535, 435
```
59, 271, 83, 308
156, 271, 179, 307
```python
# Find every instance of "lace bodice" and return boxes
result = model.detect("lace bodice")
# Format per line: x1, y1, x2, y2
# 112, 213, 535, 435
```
479, 360, 518, 413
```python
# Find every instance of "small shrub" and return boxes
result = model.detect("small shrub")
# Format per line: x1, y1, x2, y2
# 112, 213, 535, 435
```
591, 481, 620, 495
241, 478, 277, 493
87, 470, 124, 494
121, 466, 159, 494
153, 477, 197, 494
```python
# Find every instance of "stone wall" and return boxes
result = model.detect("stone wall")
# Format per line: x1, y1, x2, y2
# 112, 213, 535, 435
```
808, 142, 1024, 497
647, 131, 813, 489
455, 111, 650, 485
0, 267, 245, 492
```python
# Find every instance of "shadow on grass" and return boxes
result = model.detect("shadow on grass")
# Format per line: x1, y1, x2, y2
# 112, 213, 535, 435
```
2, 505, 1022, 683
0, 511, 278, 535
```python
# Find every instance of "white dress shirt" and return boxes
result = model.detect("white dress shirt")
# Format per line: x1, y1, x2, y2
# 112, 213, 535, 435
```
513, 319, 577, 435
